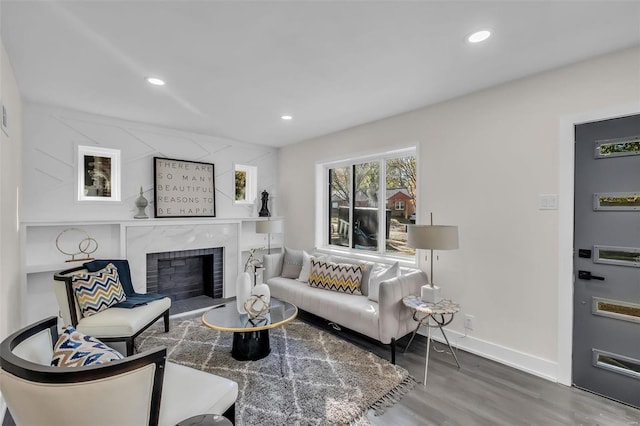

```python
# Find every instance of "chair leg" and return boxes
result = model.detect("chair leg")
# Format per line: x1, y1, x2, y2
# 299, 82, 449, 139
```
390, 338, 396, 365
163, 309, 170, 332
222, 403, 235, 425
126, 338, 135, 356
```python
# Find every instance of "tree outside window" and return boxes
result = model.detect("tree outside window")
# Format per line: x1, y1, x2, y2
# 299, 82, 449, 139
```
326, 150, 416, 256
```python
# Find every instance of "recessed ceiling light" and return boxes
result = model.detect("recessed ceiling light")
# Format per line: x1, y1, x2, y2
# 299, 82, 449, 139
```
467, 30, 491, 44
146, 77, 166, 86
281, 115, 293, 120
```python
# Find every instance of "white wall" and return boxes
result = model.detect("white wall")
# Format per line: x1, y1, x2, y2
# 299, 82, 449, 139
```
278, 47, 640, 381
0, 40, 23, 343
0, 38, 23, 419
22, 103, 279, 222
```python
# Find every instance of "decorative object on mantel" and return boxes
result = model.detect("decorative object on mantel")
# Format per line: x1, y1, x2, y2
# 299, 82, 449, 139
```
243, 294, 270, 320
255, 219, 283, 254
407, 213, 459, 303
55, 228, 98, 262
134, 186, 149, 219
258, 190, 270, 217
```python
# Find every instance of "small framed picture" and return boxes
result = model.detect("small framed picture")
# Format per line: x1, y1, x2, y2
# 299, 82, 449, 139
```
234, 164, 257, 205
154, 157, 216, 218
77, 145, 121, 202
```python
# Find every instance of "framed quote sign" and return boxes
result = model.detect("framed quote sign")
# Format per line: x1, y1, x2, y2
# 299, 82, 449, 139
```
154, 157, 216, 218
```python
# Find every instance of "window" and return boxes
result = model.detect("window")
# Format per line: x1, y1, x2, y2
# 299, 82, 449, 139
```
324, 148, 416, 257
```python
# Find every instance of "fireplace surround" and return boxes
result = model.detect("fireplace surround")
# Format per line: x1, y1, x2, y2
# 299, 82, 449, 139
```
146, 247, 224, 301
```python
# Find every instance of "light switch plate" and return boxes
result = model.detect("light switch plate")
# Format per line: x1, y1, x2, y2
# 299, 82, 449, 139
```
539, 194, 558, 210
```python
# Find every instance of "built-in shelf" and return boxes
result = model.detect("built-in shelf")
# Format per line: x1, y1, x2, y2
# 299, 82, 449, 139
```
21, 217, 285, 325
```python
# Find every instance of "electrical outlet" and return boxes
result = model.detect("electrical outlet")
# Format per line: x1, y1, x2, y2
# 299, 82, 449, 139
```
464, 314, 475, 330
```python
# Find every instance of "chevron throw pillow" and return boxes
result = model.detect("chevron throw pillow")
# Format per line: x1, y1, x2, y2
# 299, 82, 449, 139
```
72, 263, 126, 317
51, 327, 124, 367
308, 257, 364, 295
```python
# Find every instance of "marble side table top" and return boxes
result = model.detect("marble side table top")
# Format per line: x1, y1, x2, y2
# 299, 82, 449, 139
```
402, 295, 460, 315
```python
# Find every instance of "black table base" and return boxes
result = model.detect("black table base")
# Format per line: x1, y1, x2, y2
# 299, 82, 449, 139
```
231, 329, 270, 361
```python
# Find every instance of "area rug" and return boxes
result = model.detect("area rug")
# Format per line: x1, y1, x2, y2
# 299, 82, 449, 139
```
135, 317, 415, 425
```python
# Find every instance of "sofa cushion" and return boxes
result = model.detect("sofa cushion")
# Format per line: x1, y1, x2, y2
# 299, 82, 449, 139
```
282, 247, 305, 278
76, 297, 171, 338
51, 327, 124, 367
367, 262, 400, 302
297, 251, 312, 282
308, 257, 363, 295
268, 276, 380, 340
72, 263, 127, 318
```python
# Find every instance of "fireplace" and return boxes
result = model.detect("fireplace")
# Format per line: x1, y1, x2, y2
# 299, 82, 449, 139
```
146, 248, 224, 301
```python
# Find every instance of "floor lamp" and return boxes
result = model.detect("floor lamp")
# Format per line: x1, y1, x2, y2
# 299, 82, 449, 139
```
407, 214, 458, 303
255, 219, 283, 254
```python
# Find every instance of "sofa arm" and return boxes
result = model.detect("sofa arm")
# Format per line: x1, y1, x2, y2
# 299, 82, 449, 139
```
263, 253, 284, 281
377, 270, 427, 344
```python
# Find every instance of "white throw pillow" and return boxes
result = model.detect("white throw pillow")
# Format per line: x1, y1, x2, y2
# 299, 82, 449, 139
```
367, 262, 400, 303
297, 251, 312, 283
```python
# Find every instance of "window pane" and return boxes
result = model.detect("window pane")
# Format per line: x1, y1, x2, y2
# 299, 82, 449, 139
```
593, 192, 640, 211
594, 245, 640, 267
353, 162, 379, 250
329, 167, 350, 247
595, 135, 640, 159
385, 156, 416, 255
593, 297, 640, 323
593, 349, 640, 379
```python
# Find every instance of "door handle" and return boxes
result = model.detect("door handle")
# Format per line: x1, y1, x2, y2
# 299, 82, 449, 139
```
578, 270, 605, 281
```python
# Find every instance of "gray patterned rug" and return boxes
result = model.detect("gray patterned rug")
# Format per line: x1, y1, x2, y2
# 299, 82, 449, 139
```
136, 317, 415, 425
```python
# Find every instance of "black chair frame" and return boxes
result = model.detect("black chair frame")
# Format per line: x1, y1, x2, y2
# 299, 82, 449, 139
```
0, 317, 167, 425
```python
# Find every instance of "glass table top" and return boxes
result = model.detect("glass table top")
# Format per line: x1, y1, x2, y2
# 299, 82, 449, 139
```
202, 297, 298, 332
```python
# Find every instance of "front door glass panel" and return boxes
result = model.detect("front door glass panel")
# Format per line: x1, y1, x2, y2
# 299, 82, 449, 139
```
594, 135, 640, 159
593, 349, 640, 380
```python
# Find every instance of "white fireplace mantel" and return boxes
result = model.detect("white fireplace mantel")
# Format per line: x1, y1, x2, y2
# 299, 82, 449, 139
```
20, 217, 283, 326
126, 222, 238, 296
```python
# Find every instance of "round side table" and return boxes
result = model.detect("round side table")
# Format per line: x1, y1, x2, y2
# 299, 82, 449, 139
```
402, 295, 461, 386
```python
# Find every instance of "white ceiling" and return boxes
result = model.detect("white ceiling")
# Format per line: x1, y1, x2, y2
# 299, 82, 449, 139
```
2, 1, 640, 147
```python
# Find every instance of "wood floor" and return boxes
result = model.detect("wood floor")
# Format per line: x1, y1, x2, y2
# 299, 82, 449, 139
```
4, 308, 639, 426
297, 311, 640, 426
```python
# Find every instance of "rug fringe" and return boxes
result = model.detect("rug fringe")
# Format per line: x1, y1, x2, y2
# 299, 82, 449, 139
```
369, 375, 417, 416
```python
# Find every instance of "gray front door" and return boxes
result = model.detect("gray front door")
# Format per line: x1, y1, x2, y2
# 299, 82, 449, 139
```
573, 114, 640, 408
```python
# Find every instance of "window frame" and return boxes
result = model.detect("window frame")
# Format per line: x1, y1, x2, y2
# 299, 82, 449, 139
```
316, 146, 418, 264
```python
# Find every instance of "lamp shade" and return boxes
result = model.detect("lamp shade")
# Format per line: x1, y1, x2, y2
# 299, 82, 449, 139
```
407, 225, 458, 250
255, 219, 284, 234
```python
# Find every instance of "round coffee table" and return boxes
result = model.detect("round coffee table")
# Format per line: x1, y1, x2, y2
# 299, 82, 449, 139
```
202, 297, 297, 361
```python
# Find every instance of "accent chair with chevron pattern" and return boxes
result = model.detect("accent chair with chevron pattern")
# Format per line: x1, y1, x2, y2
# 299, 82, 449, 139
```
53, 259, 171, 356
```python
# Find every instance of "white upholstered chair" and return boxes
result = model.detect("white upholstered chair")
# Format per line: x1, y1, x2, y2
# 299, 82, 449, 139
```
0, 317, 238, 425
53, 259, 171, 356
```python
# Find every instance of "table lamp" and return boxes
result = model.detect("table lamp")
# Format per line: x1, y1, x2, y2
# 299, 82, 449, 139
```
255, 219, 283, 254
407, 216, 458, 303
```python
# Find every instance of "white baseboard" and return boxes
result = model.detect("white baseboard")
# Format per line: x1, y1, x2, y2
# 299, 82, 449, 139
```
419, 328, 560, 383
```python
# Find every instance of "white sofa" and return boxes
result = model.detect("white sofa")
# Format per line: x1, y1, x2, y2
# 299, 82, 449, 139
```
263, 249, 427, 363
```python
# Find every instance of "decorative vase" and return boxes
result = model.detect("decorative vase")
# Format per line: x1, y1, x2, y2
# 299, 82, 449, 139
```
236, 272, 252, 314
251, 283, 271, 306
134, 186, 149, 219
